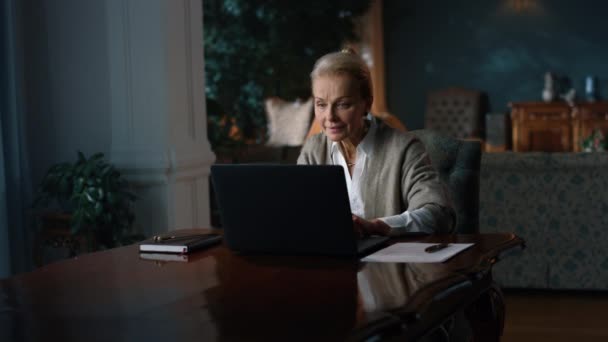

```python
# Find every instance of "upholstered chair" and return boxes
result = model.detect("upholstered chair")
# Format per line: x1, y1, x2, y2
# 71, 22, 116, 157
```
424, 88, 483, 139
411, 130, 482, 234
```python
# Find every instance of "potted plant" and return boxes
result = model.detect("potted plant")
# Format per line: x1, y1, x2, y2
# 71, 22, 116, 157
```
33, 152, 140, 252
581, 128, 607, 152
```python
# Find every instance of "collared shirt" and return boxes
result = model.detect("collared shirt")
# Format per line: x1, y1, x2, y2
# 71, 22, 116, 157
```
330, 115, 435, 236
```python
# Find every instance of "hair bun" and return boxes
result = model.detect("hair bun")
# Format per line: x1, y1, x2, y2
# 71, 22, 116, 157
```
340, 47, 356, 55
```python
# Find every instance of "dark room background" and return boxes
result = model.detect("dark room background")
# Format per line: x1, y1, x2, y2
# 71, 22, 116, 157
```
384, 0, 608, 130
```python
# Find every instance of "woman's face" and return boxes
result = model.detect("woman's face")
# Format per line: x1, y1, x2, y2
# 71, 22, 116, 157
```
312, 73, 370, 142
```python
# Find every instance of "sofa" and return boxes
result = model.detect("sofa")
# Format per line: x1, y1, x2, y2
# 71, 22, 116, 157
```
479, 152, 608, 290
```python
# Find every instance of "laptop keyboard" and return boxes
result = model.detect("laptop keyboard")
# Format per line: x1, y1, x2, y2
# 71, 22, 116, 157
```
357, 236, 389, 255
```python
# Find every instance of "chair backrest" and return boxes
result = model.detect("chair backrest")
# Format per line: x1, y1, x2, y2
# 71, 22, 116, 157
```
411, 129, 482, 234
425, 87, 482, 139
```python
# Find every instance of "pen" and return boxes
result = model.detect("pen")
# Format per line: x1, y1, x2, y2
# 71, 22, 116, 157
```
425, 243, 450, 253
153, 234, 214, 243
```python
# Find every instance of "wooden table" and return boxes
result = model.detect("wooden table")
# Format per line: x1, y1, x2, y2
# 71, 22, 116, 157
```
0, 231, 523, 341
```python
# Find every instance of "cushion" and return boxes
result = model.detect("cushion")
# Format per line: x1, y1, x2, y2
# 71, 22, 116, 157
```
265, 97, 313, 147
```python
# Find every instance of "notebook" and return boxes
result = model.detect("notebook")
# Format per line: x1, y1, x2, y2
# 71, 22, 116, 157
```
210, 164, 389, 257
139, 233, 222, 254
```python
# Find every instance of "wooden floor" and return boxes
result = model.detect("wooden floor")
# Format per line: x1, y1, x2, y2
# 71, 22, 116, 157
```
502, 289, 608, 342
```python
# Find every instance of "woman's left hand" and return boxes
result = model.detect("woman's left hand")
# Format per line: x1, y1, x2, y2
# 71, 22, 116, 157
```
352, 214, 391, 237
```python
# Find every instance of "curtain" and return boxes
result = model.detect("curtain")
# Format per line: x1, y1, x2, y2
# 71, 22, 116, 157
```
1, 0, 32, 278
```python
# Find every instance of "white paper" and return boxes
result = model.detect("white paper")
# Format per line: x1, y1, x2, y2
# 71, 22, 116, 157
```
362, 243, 474, 263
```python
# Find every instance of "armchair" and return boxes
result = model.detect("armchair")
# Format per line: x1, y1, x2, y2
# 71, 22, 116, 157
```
411, 130, 482, 234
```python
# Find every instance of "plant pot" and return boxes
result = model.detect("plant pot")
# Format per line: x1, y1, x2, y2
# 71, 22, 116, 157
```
34, 212, 99, 266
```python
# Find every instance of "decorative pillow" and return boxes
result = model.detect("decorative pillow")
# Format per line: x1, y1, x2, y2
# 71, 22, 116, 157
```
265, 97, 313, 147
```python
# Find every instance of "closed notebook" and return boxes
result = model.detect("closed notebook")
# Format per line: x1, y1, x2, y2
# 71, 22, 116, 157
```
139, 234, 222, 254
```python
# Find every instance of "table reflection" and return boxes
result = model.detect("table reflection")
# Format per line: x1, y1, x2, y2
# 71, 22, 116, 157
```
357, 262, 463, 313
202, 253, 359, 341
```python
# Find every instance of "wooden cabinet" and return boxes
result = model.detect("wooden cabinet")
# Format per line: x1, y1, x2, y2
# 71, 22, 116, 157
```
510, 102, 574, 152
510, 101, 608, 152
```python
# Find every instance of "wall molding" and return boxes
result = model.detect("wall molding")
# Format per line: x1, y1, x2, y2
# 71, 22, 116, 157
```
112, 145, 214, 184
121, 0, 135, 142
183, 0, 196, 140
190, 178, 199, 225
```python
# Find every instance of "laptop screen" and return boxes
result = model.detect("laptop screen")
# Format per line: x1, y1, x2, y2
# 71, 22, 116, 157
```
211, 164, 360, 256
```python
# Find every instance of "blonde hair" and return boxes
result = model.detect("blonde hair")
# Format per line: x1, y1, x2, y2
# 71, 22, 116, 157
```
310, 48, 373, 102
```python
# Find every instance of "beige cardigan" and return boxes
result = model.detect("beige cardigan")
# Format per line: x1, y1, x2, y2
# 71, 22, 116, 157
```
297, 119, 454, 233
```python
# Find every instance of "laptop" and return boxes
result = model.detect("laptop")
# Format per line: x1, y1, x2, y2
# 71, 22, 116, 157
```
210, 164, 389, 257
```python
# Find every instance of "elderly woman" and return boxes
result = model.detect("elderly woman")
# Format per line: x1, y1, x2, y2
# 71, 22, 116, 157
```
297, 49, 454, 236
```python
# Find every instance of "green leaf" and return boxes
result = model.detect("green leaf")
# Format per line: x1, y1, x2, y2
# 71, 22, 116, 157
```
75, 163, 84, 174
85, 191, 94, 203
94, 202, 103, 216
107, 192, 116, 204
91, 152, 104, 160
90, 187, 100, 200
59, 178, 70, 195
71, 211, 83, 234
70, 193, 81, 202
75, 177, 85, 193
101, 164, 112, 176
84, 163, 93, 177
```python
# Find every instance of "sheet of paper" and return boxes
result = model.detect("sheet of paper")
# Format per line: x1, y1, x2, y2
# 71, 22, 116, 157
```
362, 243, 474, 263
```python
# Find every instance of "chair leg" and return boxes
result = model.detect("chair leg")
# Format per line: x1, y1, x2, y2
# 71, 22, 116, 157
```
465, 281, 505, 342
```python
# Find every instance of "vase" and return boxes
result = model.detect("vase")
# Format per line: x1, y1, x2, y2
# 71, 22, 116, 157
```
542, 89, 554, 102
585, 76, 597, 102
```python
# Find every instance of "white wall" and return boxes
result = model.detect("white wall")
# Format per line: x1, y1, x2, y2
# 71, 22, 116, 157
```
21, 0, 214, 237
23, 0, 112, 185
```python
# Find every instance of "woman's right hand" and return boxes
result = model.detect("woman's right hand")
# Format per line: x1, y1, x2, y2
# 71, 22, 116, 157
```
352, 214, 391, 237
